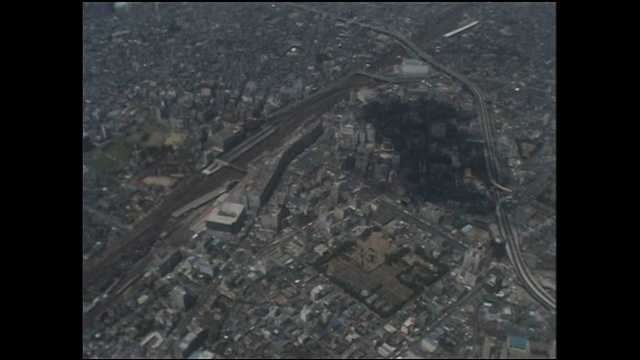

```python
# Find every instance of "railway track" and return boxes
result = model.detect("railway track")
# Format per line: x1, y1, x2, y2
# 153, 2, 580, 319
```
83, 6, 474, 326
83, 82, 363, 290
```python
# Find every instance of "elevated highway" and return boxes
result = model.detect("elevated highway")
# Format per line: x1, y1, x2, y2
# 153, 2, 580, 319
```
287, 2, 510, 193
497, 196, 556, 311
357, 71, 430, 84
289, 3, 558, 311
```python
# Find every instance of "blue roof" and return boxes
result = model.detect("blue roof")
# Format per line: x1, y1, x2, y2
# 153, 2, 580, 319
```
508, 336, 529, 350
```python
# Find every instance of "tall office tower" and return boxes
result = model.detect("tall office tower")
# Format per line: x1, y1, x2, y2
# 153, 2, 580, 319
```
462, 248, 481, 272
170, 286, 195, 311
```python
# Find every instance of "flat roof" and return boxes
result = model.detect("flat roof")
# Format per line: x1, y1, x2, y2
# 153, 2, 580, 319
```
206, 202, 245, 225
508, 335, 529, 350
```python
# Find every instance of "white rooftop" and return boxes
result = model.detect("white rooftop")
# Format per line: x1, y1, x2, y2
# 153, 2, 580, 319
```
206, 202, 245, 225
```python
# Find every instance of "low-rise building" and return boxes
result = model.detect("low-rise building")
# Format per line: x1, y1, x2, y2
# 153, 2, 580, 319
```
421, 336, 439, 353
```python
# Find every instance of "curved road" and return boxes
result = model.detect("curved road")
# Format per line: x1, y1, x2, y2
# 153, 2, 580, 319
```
386, 29, 556, 312
288, 3, 557, 311
497, 196, 556, 310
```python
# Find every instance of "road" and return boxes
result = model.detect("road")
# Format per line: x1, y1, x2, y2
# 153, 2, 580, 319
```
357, 71, 427, 84
288, 3, 511, 194
424, 272, 489, 333
497, 196, 556, 310
377, 196, 467, 252
83, 22, 429, 327
83, 80, 364, 288
290, 3, 559, 312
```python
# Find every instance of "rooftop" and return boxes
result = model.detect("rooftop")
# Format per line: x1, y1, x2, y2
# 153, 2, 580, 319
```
207, 202, 246, 225
508, 335, 530, 350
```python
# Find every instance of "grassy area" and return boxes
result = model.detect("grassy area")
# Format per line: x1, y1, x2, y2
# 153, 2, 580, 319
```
87, 156, 118, 172
135, 130, 164, 148
106, 129, 168, 161
165, 131, 186, 149
107, 139, 135, 161
347, 231, 396, 272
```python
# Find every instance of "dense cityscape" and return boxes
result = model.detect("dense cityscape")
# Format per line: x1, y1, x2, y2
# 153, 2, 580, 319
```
83, 3, 556, 359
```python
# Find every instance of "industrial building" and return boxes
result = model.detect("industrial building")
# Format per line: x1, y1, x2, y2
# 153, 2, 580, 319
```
205, 202, 247, 234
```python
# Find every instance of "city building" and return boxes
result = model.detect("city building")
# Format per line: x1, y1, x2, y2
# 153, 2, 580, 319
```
196, 258, 216, 277
463, 269, 479, 287
169, 117, 186, 130
243, 120, 324, 208
171, 286, 196, 311
150, 249, 183, 277
462, 248, 481, 273
205, 202, 247, 234
311, 285, 328, 302
507, 335, 531, 354
401, 317, 415, 335
212, 123, 246, 152
421, 336, 439, 353
300, 305, 312, 323
174, 327, 208, 359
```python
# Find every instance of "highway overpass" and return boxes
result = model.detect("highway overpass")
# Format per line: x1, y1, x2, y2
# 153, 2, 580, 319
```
497, 196, 556, 311
289, 3, 558, 312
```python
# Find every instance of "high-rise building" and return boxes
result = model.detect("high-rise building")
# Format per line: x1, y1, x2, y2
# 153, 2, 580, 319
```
366, 124, 376, 144
300, 305, 311, 323
174, 327, 207, 359
150, 250, 183, 277
321, 309, 331, 324
462, 248, 481, 272
171, 286, 195, 311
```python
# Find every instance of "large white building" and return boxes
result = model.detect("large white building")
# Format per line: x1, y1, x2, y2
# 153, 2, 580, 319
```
205, 202, 247, 234
394, 58, 430, 77
170, 286, 195, 311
